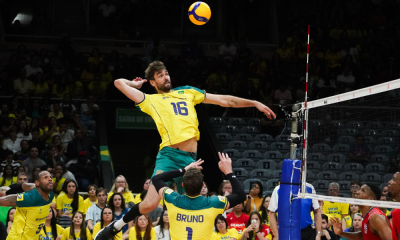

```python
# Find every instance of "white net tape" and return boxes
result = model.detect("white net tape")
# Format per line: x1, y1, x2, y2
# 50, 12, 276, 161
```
303, 193, 400, 209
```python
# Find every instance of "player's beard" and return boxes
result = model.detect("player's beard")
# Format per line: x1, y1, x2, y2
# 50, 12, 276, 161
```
156, 81, 172, 92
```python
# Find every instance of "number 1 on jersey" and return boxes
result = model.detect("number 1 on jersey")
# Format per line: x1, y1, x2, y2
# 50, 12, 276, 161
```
186, 227, 193, 240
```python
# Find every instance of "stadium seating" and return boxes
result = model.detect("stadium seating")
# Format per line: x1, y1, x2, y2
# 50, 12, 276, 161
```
340, 172, 360, 181
306, 161, 321, 173
312, 180, 330, 190
383, 173, 394, 183
317, 171, 337, 181
232, 168, 248, 181
254, 134, 275, 143
249, 141, 269, 152
312, 143, 331, 153
270, 142, 290, 152
365, 163, 386, 175
366, 121, 384, 129
326, 153, 347, 165
242, 150, 262, 161
308, 153, 326, 162
344, 163, 364, 174
361, 173, 382, 183
265, 179, 280, 191
222, 149, 241, 161
247, 118, 261, 127
234, 134, 253, 143
218, 125, 240, 134
263, 151, 283, 160
227, 118, 247, 126
333, 144, 351, 153
257, 160, 277, 171
338, 136, 355, 144
228, 141, 247, 151
322, 162, 343, 173
236, 158, 256, 171
250, 169, 271, 181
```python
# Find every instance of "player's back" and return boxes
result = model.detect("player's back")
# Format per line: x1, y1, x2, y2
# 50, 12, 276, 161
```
163, 188, 227, 240
8, 188, 54, 240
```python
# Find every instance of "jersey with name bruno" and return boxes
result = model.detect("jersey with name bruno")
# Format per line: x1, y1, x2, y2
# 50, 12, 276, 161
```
163, 188, 227, 240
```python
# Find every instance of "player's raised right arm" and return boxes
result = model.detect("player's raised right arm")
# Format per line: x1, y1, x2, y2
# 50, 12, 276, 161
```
114, 78, 146, 103
0, 194, 18, 207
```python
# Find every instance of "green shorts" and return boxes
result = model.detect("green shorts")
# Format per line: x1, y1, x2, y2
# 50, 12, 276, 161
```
152, 147, 197, 194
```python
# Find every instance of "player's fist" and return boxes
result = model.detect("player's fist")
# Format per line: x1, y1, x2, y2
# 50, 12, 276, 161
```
131, 77, 147, 89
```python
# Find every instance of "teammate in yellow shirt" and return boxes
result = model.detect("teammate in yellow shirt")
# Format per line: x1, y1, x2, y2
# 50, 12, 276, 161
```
38, 208, 64, 240
0, 171, 54, 240
95, 61, 274, 240
61, 211, 92, 240
212, 214, 240, 240
56, 179, 85, 217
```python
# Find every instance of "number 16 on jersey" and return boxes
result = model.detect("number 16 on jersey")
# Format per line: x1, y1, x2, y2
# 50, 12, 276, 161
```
171, 102, 188, 116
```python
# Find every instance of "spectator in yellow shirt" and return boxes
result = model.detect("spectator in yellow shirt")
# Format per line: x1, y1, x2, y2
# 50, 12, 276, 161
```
87, 48, 103, 66
81, 62, 95, 85
107, 175, 135, 206
48, 103, 64, 119
212, 214, 239, 240
128, 214, 157, 240
88, 74, 107, 99
52, 76, 70, 98
34, 72, 50, 96
276, 42, 292, 62
93, 207, 123, 239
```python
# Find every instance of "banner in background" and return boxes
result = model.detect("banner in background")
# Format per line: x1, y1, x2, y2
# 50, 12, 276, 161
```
116, 109, 156, 129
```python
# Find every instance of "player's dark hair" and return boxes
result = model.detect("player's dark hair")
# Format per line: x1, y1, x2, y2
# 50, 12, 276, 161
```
134, 214, 153, 240
321, 214, 329, 223
5, 207, 16, 230
69, 211, 87, 240
245, 211, 264, 240
144, 61, 166, 80
62, 179, 79, 213
364, 182, 381, 200
100, 207, 115, 229
218, 180, 231, 196
156, 209, 170, 239
214, 214, 228, 233
259, 195, 271, 224
182, 168, 204, 196
108, 193, 126, 212
1, 164, 13, 186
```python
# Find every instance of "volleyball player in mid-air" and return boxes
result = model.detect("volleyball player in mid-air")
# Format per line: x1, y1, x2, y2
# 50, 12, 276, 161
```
95, 61, 276, 240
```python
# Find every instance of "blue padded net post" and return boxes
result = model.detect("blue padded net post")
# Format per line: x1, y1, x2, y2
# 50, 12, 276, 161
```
278, 159, 301, 240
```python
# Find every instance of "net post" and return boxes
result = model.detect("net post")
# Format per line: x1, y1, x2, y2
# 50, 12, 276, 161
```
290, 104, 299, 160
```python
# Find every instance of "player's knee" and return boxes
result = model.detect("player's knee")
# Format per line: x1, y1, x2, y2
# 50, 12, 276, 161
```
140, 198, 159, 214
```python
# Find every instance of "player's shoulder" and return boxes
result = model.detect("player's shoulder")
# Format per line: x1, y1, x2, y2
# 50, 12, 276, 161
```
163, 188, 179, 201
17, 188, 53, 206
209, 195, 228, 208
173, 85, 205, 95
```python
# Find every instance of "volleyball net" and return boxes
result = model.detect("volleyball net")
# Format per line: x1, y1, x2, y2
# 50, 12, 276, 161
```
297, 78, 400, 208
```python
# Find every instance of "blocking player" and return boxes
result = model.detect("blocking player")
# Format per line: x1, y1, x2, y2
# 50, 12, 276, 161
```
95, 61, 275, 240
0, 171, 54, 240
330, 183, 396, 240
97, 153, 245, 240
388, 172, 400, 239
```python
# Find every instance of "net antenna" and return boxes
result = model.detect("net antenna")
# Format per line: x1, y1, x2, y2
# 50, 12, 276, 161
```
299, 25, 311, 197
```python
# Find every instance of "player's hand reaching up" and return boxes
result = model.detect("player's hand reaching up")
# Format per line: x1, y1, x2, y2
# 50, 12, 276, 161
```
218, 152, 233, 175
254, 101, 276, 119
129, 77, 147, 89
330, 217, 343, 235
184, 159, 204, 171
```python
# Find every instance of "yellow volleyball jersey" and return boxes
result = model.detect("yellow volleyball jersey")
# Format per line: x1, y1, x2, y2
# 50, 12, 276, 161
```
163, 188, 227, 240
7, 188, 54, 240
136, 86, 206, 150
38, 224, 64, 240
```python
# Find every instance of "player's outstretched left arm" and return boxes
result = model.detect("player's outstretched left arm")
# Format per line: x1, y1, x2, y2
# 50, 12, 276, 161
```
203, 93, 276, 119
0, 194, 18, 207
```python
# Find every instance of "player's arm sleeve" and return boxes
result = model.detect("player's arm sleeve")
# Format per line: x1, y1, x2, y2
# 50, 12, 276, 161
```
225, 173, 246, 208
190, 87, 206, 105
309, 184, 320, 210
152, 169, 186, 193
163, 188, 180, 204
5, 184, 23, 195
135, 94, 153, 115
15, 191, 34, 207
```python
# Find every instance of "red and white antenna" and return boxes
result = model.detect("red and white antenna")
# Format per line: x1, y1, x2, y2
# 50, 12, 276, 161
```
300, 25, 310, 196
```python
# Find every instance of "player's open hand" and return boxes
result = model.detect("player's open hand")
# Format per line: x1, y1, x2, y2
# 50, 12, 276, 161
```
184, 159, 204, 171
131, 77, 147, 89
254, 101, 276, 119
218, 152, 232, 175
329, 217, 343, 235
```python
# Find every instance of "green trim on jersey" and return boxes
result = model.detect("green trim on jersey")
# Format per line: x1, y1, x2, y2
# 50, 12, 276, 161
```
173, 85, 205, 95
16, 188, 54, 208
164, 188, 227, 210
